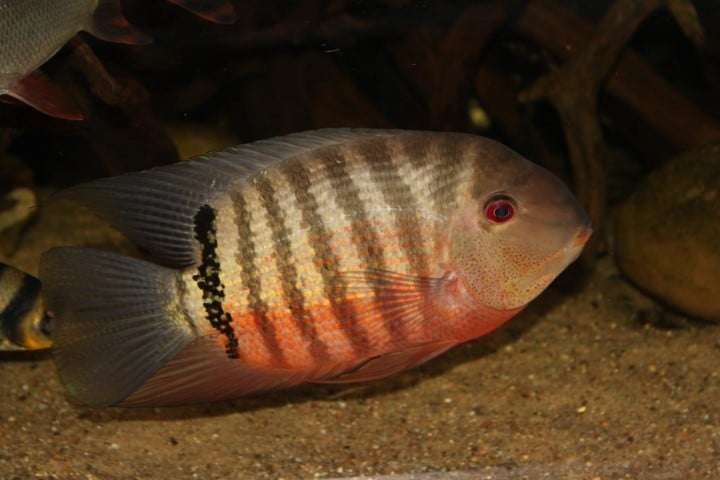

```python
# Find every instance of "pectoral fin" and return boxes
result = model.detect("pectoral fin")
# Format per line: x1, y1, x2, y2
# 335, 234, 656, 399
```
330, 269, 452, 346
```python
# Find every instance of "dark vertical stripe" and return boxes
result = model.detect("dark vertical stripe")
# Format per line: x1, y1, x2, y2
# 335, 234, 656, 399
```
231, 189, 287, 367
358, 137, 444, 342
319, 149, 391, 353
430, 135, 467, 210
322, 150, 387, 270
192, 204, 239, 359
281, 159, 370, 356
253, 173, 330, 363
362, 139, 428, 275
0, 270, 41, 347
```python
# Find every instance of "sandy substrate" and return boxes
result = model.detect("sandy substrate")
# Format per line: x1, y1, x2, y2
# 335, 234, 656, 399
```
1, 195, 718, 479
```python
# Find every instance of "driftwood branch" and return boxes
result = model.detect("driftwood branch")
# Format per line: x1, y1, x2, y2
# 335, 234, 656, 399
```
514, 0, 718, 151
518, 0, 706, 259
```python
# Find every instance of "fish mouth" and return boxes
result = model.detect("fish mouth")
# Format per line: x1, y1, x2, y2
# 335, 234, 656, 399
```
562, 224, 592, 267
509, 223, 592, 303
572, 224, 593, 247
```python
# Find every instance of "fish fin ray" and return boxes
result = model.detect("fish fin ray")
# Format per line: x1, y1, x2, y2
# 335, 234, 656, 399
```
166, 0, 236, 24
122, 335, 330, 406
334, 269, 451, 344
90, 0, 153, 45
54, 129, 403, 267
5, 71, 83, 120
315, 341, 456, 384
40, 247, 193, 407
52, 163, 226, 267
210, 128, 402, 174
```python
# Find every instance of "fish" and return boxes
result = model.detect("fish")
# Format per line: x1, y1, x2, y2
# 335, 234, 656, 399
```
0, 0, 152, 120
0, 263, 52, 351
166, 0, 237, 24
0, 0, 235, 120
39, 129, 591, 407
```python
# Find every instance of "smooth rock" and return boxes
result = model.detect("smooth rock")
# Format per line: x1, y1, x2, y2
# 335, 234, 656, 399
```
615, 144, 720, 322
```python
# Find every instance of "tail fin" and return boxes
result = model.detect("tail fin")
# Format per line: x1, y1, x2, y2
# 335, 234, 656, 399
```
40, 247, 194, 407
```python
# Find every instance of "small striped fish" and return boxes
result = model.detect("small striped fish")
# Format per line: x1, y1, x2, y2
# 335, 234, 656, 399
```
0, 263, 52, 351
40, 129, 591, 407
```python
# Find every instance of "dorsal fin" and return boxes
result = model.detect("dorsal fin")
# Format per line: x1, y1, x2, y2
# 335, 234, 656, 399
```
55, 129, 401, 267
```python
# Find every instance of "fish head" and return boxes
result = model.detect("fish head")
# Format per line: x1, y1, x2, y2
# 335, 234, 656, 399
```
18, 304, 54, 350
449, 141, 592, 311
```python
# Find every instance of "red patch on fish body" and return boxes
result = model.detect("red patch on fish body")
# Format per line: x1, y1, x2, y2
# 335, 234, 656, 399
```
209, 263, 520, 374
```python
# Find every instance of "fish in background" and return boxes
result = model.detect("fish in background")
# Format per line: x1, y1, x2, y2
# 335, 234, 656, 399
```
0, 0, 236, 120
40, 129, 591, 407
0, 263, 52, 351
166, 0, 236, 24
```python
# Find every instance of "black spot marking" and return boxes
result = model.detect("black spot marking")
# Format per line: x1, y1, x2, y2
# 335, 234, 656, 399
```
192, 204, 239, 359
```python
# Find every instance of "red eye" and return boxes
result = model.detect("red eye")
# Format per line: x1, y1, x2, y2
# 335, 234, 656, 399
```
485, 197, 515, 223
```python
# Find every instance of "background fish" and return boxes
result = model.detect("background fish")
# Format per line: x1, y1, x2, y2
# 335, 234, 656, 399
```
0, 0, 235, 120
40, 129, 591, 407
0, 263, 52, 351
166, 0, 236, 24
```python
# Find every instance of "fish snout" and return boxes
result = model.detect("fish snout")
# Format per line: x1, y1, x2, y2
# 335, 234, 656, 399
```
572, 224, 593, 247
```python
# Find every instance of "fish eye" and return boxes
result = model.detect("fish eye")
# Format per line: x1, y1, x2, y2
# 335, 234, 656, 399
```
40, 312, 55, 337
484, 195, 515, 223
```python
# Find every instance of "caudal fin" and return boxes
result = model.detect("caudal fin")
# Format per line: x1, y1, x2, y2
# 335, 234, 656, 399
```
40, 247, 194, 407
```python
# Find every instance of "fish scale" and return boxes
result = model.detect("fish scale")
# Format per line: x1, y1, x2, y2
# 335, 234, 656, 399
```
0, 0, 95, 79
206, 143, 432, 367
280, 159, 364, 360
259, 165, 334, 365
40, 129, 591, 407
181, 136, 478, 368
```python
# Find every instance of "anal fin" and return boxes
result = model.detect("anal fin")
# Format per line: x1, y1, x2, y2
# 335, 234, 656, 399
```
123, 335, 324, 406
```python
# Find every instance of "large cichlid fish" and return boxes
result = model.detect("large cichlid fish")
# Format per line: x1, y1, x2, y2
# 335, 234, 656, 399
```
0, 263, 52, 351
40, 129, 591, 407
0, 0, 235, 120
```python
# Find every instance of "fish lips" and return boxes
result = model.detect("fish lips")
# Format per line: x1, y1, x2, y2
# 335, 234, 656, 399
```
511, 222, 592, 302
